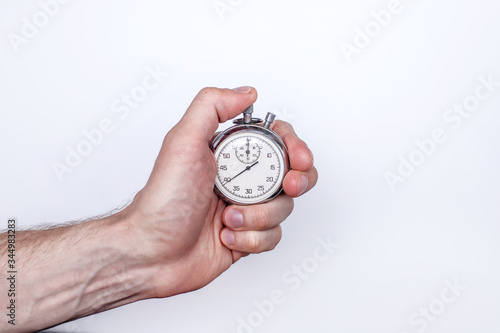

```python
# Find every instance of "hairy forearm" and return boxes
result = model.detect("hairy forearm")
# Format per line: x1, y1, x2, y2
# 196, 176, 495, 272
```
0, 211, 153, 332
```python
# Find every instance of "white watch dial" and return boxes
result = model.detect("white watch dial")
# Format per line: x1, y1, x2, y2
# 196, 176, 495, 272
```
214, 132, 286, 205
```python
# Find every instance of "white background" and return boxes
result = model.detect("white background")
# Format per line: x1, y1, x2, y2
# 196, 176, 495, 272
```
1, 0, 499, 332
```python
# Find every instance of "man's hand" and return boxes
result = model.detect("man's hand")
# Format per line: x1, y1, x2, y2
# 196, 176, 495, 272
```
124, 86, 318, 298
0, 87, 317, 332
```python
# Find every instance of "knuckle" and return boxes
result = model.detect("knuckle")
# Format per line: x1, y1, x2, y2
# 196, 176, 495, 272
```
269, 227, 283, 251
279, 195, 294, 216
197, 87, 220, 99
253, 207, 270, 229
311, 166, 319, 184
247, 232, 261, 252
281, 131, 295, 145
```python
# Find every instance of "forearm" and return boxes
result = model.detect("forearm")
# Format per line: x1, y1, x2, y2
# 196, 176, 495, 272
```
0, 211, 153, 332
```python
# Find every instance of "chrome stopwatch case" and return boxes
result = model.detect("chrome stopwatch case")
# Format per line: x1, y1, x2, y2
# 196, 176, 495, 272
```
210, 105, 290, 205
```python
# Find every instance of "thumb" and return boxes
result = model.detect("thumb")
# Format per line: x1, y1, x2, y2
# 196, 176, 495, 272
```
175, 87, 258, 142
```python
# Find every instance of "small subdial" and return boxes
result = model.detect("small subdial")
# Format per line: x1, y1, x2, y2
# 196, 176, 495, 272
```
235, 137, 261, 164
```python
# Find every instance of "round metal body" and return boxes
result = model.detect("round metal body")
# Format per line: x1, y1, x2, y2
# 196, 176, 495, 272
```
211, 121, 290, 205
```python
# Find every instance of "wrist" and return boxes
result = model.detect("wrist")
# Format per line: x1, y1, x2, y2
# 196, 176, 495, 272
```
106, 207, 158, 301
121, 196, 207, 300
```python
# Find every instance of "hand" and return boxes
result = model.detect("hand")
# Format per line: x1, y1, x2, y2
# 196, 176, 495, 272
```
124, 87, 318, 299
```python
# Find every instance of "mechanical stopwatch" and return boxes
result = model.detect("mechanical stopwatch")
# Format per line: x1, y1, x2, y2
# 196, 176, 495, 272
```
210, 105, 290, 205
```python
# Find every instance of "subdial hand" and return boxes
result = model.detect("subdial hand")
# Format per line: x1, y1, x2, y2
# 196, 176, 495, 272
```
246, 139, 251, 156
246, 138, 251, 161
223, 161, 259, 185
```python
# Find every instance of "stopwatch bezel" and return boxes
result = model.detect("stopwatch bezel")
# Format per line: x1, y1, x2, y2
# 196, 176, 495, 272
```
211, 124, 290, 206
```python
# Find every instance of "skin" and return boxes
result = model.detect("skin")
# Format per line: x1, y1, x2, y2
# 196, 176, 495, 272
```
0, 87, 318, 332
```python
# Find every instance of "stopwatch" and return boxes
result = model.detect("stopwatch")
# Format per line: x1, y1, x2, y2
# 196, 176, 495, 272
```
210, 105, 290, 205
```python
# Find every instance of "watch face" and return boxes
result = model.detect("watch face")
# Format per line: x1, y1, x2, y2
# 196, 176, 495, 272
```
213, 131, 286, 205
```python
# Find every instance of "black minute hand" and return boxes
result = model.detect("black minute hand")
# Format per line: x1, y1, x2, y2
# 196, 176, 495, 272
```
224, 161, 259, 185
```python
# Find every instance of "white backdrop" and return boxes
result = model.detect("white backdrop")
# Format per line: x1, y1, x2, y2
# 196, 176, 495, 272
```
1, 0, 500, 332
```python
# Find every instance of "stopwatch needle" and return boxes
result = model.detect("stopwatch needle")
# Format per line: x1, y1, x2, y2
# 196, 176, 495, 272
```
223, 161, 259, 185
246, 140, 251, 161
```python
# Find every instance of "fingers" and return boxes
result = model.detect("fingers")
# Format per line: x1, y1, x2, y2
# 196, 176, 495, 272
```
175, 87, 258, 143
218, 120, 317, 257
223, 194, 294, 231
271, 120, 318, 197
219, 195, 293, 254
272, 120, 313, 171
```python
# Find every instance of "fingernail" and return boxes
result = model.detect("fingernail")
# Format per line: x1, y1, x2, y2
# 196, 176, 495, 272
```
225, 209, 244, 229
298, 174, 309, 196
221, 230, 235, 247
231, 86, 252, 94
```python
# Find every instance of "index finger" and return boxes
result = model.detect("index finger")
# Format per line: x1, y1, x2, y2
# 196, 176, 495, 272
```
271, 120, 318, 197
271, 120, 314, 172
175, 86, 258, 143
